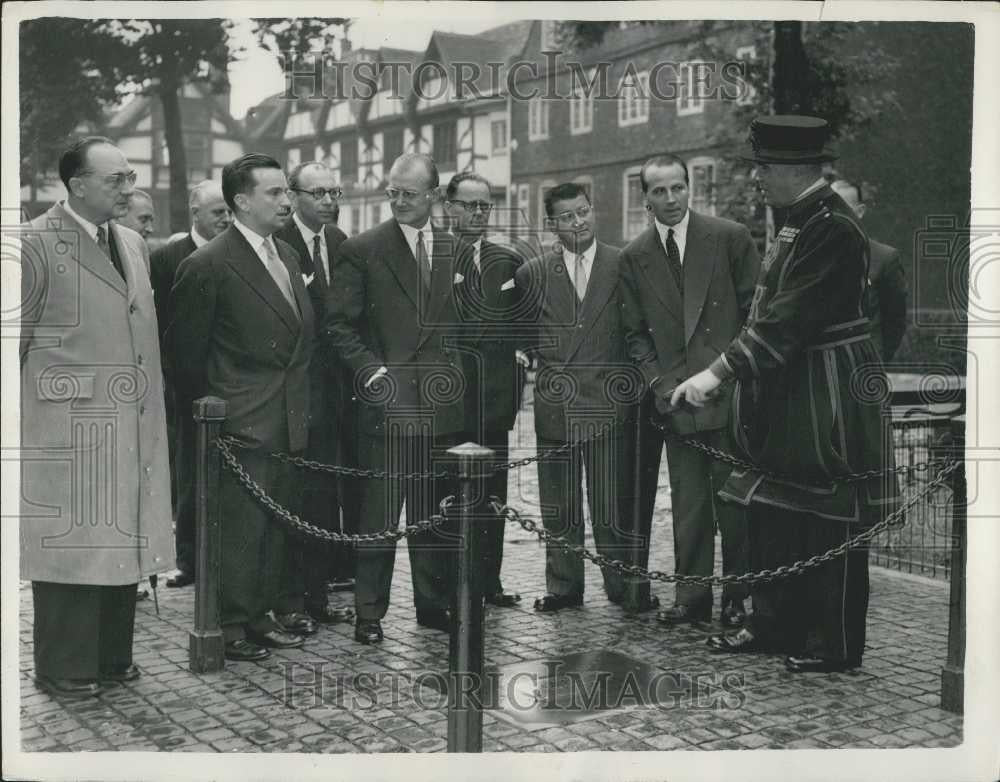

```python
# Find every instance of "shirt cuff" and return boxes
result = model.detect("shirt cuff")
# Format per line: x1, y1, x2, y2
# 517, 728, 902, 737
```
708, 354, 735, 382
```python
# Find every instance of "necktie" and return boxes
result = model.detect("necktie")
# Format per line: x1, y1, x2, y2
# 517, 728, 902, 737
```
96, 225, 124, 280
573, 253, 589, 301
470, 244, 482, 295
312, 234, 327, 285
664, 227, 683, 295
415, 230, 431, 300
263, 238, 298, 315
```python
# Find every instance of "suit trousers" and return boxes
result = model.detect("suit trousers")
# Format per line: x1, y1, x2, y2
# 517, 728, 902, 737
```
333, 395, 361, 583
536, 430, 628, 600
746, 504, 870, 663
32, 581, 136, 680
219, 448, 301, 641
354, 430, 461, 621
285, 422, 339, 612
647, 423, 750, 610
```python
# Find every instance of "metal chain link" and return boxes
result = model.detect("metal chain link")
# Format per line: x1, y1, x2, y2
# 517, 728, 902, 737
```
490, 458, 961, 586
215, 436, 452, 543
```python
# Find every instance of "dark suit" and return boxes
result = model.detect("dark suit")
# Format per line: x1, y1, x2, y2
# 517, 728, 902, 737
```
867, 239, 907, 362
274, 218, 355, 603
454, 238, 527, 594
150, 233, 198, 573
166, 223, 313, 642
324, 218, 468, 622
515, 241, 636, 600
619, 211, 759, 613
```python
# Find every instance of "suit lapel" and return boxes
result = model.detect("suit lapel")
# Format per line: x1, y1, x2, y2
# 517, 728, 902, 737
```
682, 212, 717, 345
52, 204, 128, 297
223, 227, 300, 335
566, 242, 616, 361
108, 222, 141, 305
637, 226, 683, 326
382, 221, 422, 312
419, 229, 457, 344
547, 249, 580, 327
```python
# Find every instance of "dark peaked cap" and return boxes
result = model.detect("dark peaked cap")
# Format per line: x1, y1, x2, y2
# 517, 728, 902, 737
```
742, 115, 838, 164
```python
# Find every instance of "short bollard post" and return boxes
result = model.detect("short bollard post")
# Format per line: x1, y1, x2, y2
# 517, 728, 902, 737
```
189, 396, 227, 673
446, 442, 494, 753
940, 415, 966, 713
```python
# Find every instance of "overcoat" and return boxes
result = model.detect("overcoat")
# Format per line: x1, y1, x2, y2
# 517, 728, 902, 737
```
20, 203, 173, 584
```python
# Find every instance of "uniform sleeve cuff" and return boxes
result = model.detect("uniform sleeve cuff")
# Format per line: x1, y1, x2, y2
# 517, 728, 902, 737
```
709, 354, 735, 382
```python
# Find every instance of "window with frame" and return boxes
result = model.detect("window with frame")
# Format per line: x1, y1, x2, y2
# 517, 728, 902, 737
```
370, 203, 381, 229
734, 45, 758, 107
689, 157, 717, 215
569, 70, 594, 135
349, 206, 361, 236
678, 61, 710, 116
286, 147, 302, 169
491, 119, 508, 153
617, 70, 650, 127
339, 136, 358, 182
433, 121, 457, 170
528, 97, 549, 140
623, 170, 648, 241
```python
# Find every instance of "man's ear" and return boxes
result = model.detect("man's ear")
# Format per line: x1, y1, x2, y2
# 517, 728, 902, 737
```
855, 203, 867, 219
67, 177, 86, 199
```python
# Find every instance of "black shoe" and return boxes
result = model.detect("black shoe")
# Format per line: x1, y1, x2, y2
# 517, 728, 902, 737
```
533, 593, 583, 613
36, 675, 102, 699
354, 620, 383, 645
275, 612, 318, 636
307, 604, 355, 625
224, 639, 271, 661
135, 588, 149, 602
415, 608, 451, 633
485, 591, 521, 607
166, 571, 194, 588
656, 604, 710, 625
706, 627, 776, 654
784, 655, 859, 674
100, 664, 141, 683
327, 578, 356, 593
720, 601, 747, 628
247, 628, 305, 649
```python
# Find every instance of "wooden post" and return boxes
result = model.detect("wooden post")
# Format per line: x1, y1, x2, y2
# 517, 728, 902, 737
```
188, 396, 227, 673
940, 415, 966, 713
447, 442, 494, 753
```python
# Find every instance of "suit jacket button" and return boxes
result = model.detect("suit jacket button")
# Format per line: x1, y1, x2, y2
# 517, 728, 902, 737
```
129, 304, 136, 314
270, 340, 277, 349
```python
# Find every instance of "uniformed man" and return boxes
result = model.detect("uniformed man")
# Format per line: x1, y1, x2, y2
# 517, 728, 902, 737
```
671, 116, 900, 673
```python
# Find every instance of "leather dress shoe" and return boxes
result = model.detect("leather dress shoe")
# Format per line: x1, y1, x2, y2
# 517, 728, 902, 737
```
416, 608, 451, 633
136, 588, 149, 602
533, 593, 583, 612
247, 628, 305, 649
354, 620, 384, 645
224, 639, 271, 661
36, 675, 101, 699
656, 604, 710, 625
485, 591, 521, 607
307, 604, 355, 624
275, 612, 318, 636
784, 655, 858, 674
166, 571, 194, 588
707, 627, 775, 654
100, 664, 141, 682
720, 602, 747, 628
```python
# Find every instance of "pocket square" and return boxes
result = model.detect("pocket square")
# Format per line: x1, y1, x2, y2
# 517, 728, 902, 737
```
453, 273, 465, 284
302, 273, 315, 285
500, 278, 515, 291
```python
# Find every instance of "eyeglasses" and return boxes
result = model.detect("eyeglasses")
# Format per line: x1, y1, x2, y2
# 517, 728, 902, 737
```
81, 170, 138, 189
385, 187, 433, 202
552, 205, 593, 223
292, 187, 342, 201
448, 199, 493, 214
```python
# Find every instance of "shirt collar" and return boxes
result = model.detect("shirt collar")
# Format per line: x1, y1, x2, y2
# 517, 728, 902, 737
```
62, 200, 107, 243
792, 177, 829, 205
190, 227, 211, 248
233, 217, 270, 253
293, 213, 321, 247
654, 208, 690, 245
562, 238, 597, 265
398, 219, 432, 242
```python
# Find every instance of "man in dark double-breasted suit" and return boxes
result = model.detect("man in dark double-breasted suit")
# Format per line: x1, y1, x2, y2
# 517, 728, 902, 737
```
167, 153, 321, 662
515, 183, 639, 613
620, 155, 760, 628
274, 162, 355, 625
446, 172, 527, 607
325, 153, 468, 645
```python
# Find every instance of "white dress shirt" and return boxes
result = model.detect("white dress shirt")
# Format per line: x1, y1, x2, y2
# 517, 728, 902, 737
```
62, 200, 110, 246
654, 208, 691, 265
232, 218, 295, 306
561, 239, 597, 295
398, 220, 433, 269
293, 213, 329, 280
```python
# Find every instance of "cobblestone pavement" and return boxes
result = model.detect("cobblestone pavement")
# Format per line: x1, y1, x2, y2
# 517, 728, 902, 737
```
17, 412, 963, 754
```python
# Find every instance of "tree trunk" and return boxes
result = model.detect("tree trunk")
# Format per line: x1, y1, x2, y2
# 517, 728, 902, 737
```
159, 80, 189, 233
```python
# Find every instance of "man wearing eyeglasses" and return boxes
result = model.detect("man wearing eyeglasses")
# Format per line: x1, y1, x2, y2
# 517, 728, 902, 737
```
514, 182, 637, 613
445, 172, 527, 609
274, 162, 355, 625
167, 153, 322, 662
119, 189, 156, 241
20, 136, 172, 698
325, 153, 468, 645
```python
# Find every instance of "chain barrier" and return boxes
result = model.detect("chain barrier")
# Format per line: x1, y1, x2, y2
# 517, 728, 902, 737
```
490, 458, 961, 586
214, 435, 453, 543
